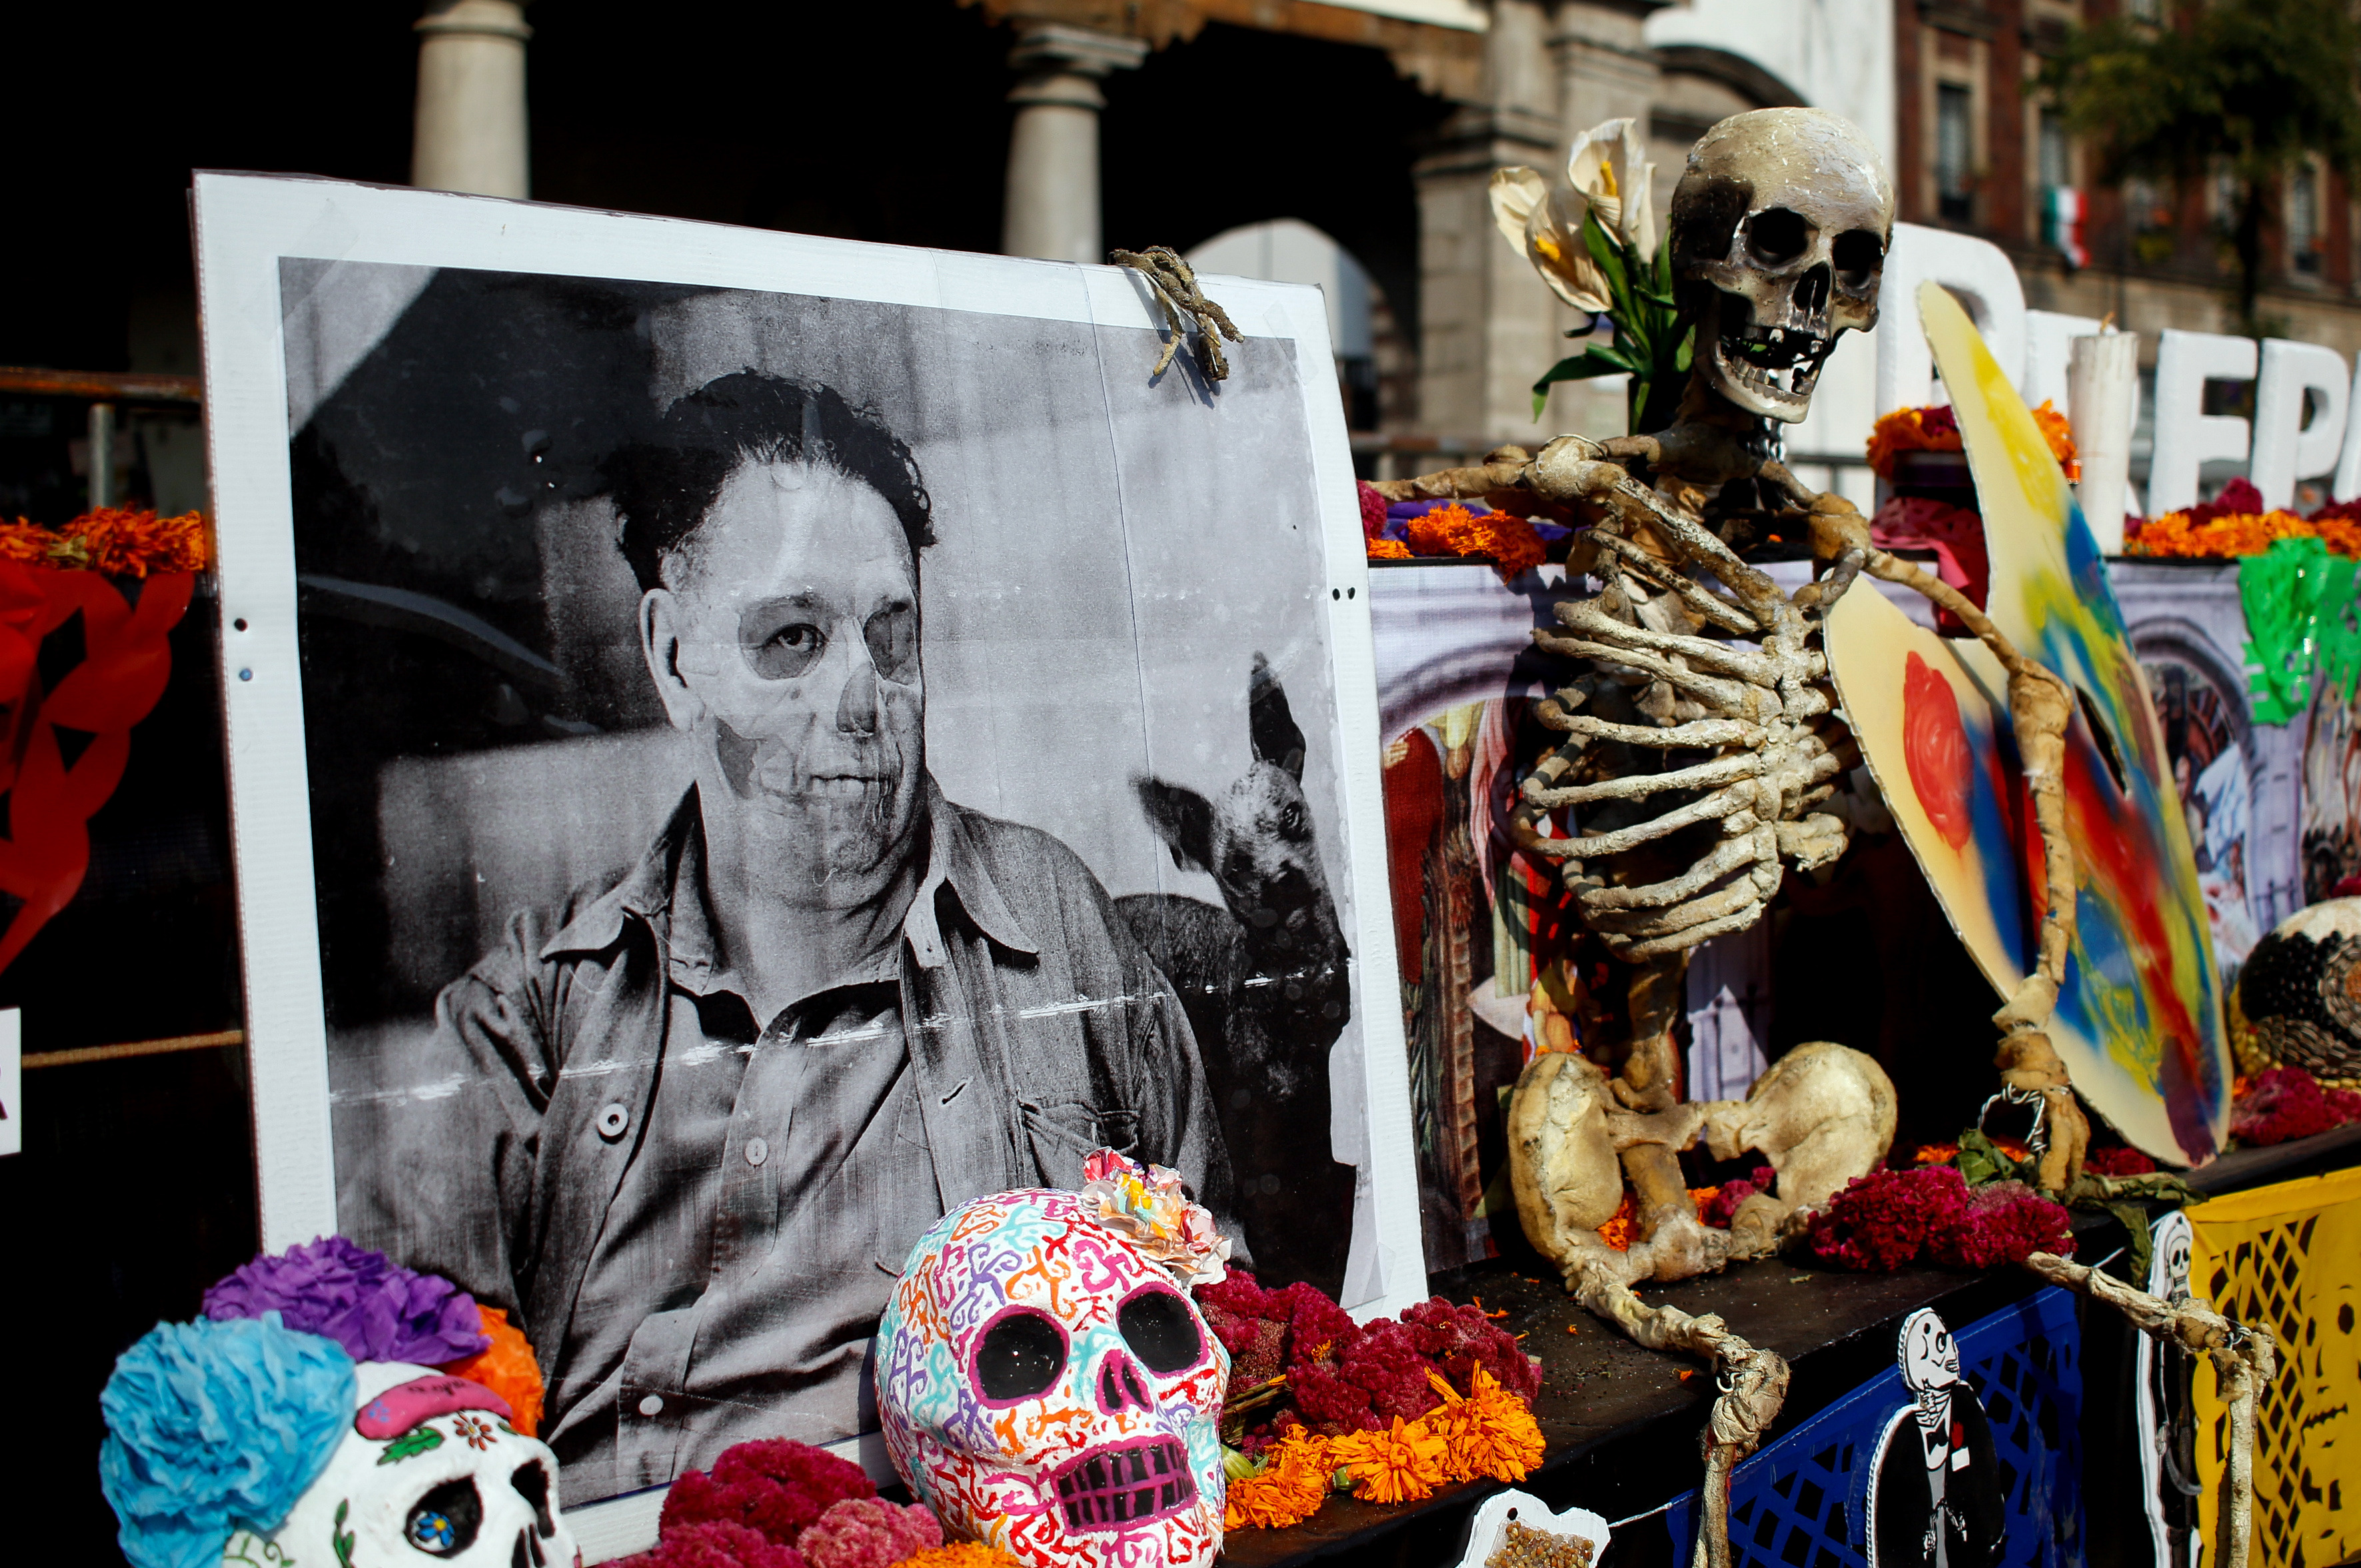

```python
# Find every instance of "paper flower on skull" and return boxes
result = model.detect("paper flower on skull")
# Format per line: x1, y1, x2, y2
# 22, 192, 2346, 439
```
103, 1249, 574, 1568
876, 1189, 1231, 1568
1076, 1148, 1233, 1288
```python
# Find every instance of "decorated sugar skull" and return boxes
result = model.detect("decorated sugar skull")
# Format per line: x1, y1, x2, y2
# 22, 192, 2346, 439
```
876, 1188, 1229, 1568
246, 1363, 578, 1568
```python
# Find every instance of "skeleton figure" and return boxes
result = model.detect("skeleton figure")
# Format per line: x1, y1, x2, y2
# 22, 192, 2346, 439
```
1373, 108, 2092, 1568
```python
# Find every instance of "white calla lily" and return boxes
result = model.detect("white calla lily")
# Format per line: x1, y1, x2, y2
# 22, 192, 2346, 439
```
1489, 165, 1612, 313
1565, 117, 1657, 258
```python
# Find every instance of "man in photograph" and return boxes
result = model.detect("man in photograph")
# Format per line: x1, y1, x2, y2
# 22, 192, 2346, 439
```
395, 370, 1235, 1493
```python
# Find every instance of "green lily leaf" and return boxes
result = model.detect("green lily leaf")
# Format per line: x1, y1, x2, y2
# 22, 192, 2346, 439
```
1581, 213, 1629, 301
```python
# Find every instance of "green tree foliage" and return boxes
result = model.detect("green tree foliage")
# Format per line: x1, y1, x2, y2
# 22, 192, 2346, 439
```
2042, 0, 2361, 333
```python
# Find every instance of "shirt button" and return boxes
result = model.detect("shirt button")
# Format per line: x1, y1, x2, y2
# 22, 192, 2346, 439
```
596, 1104, 630, 1140
745, 1136, 769, 1168
637, 1395, 664, 1417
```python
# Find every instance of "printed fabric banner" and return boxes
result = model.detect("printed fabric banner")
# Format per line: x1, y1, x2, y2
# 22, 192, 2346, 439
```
1657, 1287, 2084, 1568
2189, 1166, 2361, 1568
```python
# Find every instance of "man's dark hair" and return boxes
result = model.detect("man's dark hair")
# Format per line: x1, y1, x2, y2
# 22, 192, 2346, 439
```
606, 370, 934, 592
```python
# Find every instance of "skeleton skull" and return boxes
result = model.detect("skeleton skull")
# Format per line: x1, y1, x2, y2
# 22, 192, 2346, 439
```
1670, 108, 1895, 422
1896, 1308, 1961, 1433
229, 1363, 576, 1568
876, 1190, 1228, 1568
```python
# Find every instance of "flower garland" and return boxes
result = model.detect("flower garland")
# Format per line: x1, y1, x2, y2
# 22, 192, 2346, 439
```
1360, 482, 1558, 579
2126, 478, 2361, 560
1865, 401, 2078, 481
0, 506, 208, 576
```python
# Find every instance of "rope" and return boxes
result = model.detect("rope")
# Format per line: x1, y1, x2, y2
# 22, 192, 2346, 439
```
1110, 247, 1242, 381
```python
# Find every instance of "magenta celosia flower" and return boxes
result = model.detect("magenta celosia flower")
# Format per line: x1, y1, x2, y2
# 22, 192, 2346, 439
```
613, 1521, 806, 1568
1928, 1181, 2074, 1269
660, 1439, 875, 1547
2080, 1147, 2157, 1177
1800, 1168, 1971, 1271
796, 1498, 942, 1568
2232, 1066, 2361, 1146
1358, 481, 1389, 540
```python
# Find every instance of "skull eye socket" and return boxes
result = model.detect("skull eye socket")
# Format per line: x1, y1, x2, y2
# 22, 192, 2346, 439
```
512, 1459, 556, 1539
975, 1308, 1068, 1401
1118, 1288, 1204, 1375
405, 1477, 485, 1557
1745, 208, 1812, 267
1832, 229, 1885, 288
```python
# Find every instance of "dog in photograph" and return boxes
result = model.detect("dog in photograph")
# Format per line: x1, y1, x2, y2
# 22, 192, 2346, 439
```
1118, 654, 1355, 1293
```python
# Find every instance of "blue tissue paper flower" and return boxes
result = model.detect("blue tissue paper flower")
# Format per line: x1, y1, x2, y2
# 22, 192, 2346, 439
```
100, 1313, 356, 1568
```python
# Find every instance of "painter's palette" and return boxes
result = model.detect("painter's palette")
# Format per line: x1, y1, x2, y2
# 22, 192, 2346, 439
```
1825, 284, 2229, 1165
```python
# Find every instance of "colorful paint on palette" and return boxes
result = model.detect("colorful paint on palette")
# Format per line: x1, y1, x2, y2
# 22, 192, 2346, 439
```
1828, 285, 2230, 1165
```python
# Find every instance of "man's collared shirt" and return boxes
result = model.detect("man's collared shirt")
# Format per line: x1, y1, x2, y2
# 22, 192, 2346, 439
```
345, 778, 1231, 1503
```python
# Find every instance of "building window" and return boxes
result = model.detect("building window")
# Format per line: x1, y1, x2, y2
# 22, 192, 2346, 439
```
2289, 165, 2322, 276
2128, 0, 2160, 19
1937, 83, 1974, 225
2038, 109, 2070, 191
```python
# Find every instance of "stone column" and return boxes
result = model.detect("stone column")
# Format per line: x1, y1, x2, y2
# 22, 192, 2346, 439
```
1413, 0, 1577, 450
1002, 24, 1148, 264
412, 0, 532, 199
1549, 0, 1665, 146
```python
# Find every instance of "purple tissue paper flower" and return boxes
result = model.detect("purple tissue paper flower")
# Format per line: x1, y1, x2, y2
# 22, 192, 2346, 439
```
203, 1236, 487, 1365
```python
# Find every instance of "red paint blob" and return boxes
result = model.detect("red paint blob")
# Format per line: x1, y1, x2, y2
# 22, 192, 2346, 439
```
1903, 652, 1974, 851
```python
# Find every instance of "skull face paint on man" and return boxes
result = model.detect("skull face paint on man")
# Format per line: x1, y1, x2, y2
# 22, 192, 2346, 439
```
642, 458, 926, 910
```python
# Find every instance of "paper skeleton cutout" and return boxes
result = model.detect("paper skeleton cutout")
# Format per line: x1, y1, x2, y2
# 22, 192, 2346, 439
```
874, 1189, 1229, 1568
1867, 1309, 2002, 1568
2136, 1211, 2203, 1568
231, 1365, 577, 1568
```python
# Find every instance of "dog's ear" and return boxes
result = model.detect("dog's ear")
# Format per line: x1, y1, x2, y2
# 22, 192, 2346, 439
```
1247, 652, 1307, 782
1134, 776, 1216, 874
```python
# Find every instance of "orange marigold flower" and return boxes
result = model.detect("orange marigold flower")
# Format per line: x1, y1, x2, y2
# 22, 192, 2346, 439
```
902, 1545, 1024, 1568
1223, 1428, 1336, 1530
0, 520, 56, 564
1330, 1415, 1449, 1505
1405, 504, 1547, 581
1367, 536, 1414, 561
1864, 406, 1963, 478
1593, 1186, 1723, 1251
71, 506, 210, 575
1424, 1367, 1546, 1484
2029, 400, 2079, 481
438, 1305, 546, 1437
2125, 509, 2355, 560
0, 509, 210, 575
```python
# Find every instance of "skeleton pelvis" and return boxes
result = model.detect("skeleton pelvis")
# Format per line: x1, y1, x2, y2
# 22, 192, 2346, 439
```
1507, 1042, 1897, 1279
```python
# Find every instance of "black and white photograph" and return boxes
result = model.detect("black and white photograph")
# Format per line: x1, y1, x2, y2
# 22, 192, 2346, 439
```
194, 175, 1417, 1517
